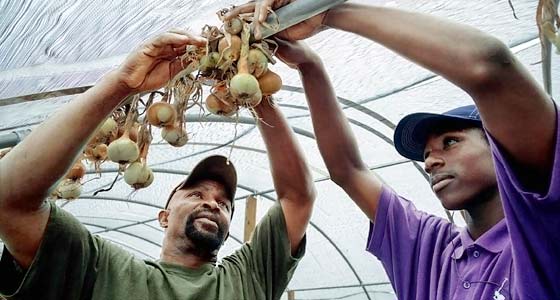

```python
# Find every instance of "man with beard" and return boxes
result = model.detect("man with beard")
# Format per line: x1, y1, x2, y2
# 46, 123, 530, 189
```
226, 1, 560, 299
0, 29, 315, 299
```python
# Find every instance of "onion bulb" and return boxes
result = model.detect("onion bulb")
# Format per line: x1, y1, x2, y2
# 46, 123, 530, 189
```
248, 49, 268, 78
162, 124, 188, 147
224, 17, 243, 35
98, 118, 117, 137
258, 70, 282, 95
205, 93, 238, 117
56, 179, 82, 200
238, 88, 262, 107
92, 143, 108, 161
218, 36, 241, 61
107, 135, 139, 164
199, 52, 220, 72
119, 123, 139, 142
230, 73, 260, 101
124, 162, 154, 189
146, 102, 177, 127
66, 161, 86, 180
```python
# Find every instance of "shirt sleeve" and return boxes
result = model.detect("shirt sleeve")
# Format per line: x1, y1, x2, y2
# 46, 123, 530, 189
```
223, 203, 305, 300
0, 201, 99, 299
366, 185, 456, 298
487, 104, 560, 297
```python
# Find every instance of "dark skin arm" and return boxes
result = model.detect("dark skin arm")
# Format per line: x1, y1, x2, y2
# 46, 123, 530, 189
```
228, 1, 556, 190
0, 30, 206, 268
253, 99, 316, 254
273, 39, 382, 221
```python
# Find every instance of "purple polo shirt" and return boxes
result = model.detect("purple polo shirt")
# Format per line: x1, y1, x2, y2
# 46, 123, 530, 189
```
367, 109, 560, 299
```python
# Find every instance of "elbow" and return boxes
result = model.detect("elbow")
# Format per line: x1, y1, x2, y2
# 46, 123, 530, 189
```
464, 37, 516, 89
302, 175, 317, 204
329, 166, 359, 190
281, 182, 317, 207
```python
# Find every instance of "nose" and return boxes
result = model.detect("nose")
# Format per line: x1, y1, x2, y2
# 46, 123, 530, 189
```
201, 198, 220, 211
424, 153, 444, 174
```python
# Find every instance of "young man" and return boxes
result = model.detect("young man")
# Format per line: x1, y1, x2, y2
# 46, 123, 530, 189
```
0, 29, 315, 299
227, 1, 560, 299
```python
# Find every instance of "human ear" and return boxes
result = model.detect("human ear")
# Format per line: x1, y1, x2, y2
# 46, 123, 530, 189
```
158, 210, 170, 228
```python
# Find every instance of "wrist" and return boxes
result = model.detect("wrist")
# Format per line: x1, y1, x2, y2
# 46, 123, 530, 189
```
96, 70, 135, 100
296, 55, 323, 73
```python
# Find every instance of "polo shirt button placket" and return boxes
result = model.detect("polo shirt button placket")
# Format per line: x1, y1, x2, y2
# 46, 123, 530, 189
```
473, 250, 480, 258
462, 281, 471, 289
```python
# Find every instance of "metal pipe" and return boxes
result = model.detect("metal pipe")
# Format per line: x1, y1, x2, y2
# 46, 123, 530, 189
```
258, 0, 347, 40
0, 129, 31, 148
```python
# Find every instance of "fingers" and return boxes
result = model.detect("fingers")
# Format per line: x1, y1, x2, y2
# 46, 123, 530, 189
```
164, 29, 206, 47
254, 1, 274, 40
144, 30, 206, 58
257, 1, 271, 23
224, 2, 256, 20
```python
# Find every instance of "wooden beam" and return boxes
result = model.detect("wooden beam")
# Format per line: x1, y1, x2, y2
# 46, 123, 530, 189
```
287, 290, 296, 300
243, 195, 257, 242
0, 86, 92, 106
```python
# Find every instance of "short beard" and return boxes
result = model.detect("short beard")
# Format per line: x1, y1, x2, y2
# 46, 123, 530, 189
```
184, 211, 226, 255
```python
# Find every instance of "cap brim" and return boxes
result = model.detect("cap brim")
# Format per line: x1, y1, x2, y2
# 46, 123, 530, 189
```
394, 113, 482, 162
166, 155, 237, 208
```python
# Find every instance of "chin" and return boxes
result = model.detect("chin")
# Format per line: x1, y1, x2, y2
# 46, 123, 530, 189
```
436, 192, 469, 211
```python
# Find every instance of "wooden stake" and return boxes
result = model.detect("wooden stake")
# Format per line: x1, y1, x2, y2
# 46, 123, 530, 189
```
244, 195, 257, 242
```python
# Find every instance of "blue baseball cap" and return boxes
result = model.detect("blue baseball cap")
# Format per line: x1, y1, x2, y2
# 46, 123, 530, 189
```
393, 105, 483, 161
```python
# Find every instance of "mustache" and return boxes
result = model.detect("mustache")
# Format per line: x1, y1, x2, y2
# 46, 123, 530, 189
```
191, 208, 219, 222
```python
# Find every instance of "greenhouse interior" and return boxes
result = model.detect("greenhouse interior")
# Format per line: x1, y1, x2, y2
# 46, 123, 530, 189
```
0, 0, 559, 299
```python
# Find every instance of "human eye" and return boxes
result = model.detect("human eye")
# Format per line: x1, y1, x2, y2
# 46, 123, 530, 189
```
423, 150, 431, 160
188, 191, 203, 199
443, 136, 459, 148
218, 200, 230, 210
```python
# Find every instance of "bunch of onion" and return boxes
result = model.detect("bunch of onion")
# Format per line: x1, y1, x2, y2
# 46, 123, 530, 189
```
217, 33, 242, 72
107, 96, 140, 165
163, 62, 206, 147
50, 159, 86, 200
51, 178, 83, 200
538, 0, 560, 53
83, 116, 123, 172
65, 160, 86, 181
206, 81, 238, 116
85, 143, 108, 164
229, 22, 263, 107
124, 123, 154, 189
146, 95, 177, 128
161, 122, 188, 147
542, 22, 560, 53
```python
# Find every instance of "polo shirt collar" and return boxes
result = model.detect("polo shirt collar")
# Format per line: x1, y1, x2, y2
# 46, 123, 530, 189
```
451, 218, 508, 259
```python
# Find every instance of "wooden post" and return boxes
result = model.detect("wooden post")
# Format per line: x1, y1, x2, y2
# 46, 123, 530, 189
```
244, 195, 257, 242
287, 290, 296, 300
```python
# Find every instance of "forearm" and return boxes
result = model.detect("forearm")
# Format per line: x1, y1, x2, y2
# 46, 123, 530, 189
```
297, 59, 367, 185
326, 4, 511, 91
0, 71, 130, 210
253, 101, 315, 203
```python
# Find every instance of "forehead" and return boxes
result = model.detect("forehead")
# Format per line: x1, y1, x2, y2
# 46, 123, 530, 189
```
428, 127, 482, 139
172, 179, 229, 201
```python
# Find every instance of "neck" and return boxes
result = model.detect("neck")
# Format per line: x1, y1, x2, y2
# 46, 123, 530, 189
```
159, 236, 218, 269
463, 187, 504, 240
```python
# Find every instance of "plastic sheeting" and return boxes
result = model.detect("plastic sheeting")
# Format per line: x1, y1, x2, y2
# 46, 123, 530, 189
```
1, 1, 559, 299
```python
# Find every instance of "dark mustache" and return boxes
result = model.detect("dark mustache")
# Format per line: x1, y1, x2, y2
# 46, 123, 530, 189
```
191, 208, 220, 223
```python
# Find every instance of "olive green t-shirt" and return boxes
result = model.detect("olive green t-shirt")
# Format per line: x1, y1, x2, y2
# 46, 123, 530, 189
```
0, 201, 305, 300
